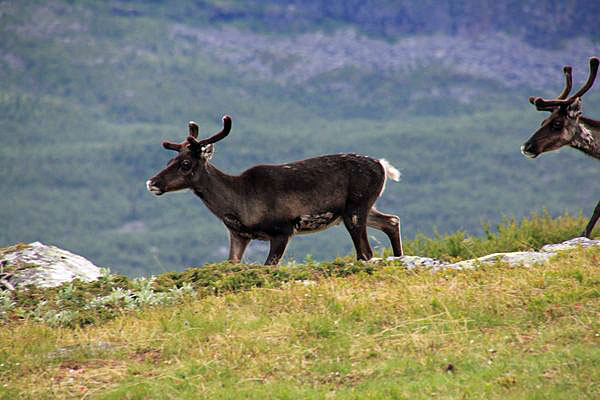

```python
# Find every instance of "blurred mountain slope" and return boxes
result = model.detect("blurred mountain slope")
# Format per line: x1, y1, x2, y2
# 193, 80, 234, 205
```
1, 0, 599, 275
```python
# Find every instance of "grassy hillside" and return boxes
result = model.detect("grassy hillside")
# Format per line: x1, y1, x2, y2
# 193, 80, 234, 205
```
2, 1, 600, 275
1, 214, 599, 399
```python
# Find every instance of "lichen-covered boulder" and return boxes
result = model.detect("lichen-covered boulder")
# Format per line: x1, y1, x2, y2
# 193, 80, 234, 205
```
447, 251, 555, 270
390, 255, 446, 270
540, 237, 600, 253
0, 242, 102, 289
377, 237, 600, 271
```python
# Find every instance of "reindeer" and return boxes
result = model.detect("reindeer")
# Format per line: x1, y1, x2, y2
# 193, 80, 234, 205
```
146, 116, 404, 265
521, 56, 600, 238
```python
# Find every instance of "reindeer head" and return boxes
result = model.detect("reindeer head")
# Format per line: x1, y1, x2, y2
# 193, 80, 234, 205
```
521, 57, 599, 159
146, 116, 232, 195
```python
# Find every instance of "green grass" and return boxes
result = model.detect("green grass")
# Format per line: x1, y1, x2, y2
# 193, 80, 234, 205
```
1, 214, 599, 399
1, 248, 599, 399
2, 209, 596, 330
0, 211, 597, 329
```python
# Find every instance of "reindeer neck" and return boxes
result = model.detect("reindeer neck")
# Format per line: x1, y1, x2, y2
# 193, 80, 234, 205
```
192, 163, 244, 219
571, 117, 600, 160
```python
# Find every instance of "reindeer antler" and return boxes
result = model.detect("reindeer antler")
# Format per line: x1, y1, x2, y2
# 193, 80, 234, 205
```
531, 57, 599, 109
162, 140, 184, 152
557, 65, 573, 100
188, 121, 199, 138
529, 65, 573, 111
162, 116, 231, 152
162, 121, 200, 152
187, 116, 232, 149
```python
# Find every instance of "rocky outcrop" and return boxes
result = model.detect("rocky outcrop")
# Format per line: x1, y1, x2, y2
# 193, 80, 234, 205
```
379, 237, 600, 271
1, 237, 598, 290
0, 242, 102, 289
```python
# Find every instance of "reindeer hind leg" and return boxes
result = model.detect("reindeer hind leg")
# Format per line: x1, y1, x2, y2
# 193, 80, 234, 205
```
343, 207, 373, 261
265, 235, 290, 265
367, 207, 403, 256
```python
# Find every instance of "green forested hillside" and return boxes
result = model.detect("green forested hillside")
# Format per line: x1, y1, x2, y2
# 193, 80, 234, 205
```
1, 1, 600, 275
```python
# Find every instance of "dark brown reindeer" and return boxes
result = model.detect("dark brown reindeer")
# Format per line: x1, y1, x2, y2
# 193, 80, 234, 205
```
147, 116, 403, 265
521, 56, 600, 238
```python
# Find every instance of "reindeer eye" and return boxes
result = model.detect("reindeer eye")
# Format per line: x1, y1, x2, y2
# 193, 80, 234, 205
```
551, 120, 563, 130
180, 159, 192, 171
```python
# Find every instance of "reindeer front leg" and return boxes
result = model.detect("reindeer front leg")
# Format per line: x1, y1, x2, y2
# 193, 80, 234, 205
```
228, 230, 250, 263
583, 200, 600, 238
265, 235, 290, 265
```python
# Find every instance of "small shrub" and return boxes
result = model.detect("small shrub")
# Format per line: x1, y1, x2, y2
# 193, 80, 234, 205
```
0, 291, 15, 317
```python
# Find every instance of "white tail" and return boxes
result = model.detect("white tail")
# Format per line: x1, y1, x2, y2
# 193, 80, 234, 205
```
380, 159, 400, 182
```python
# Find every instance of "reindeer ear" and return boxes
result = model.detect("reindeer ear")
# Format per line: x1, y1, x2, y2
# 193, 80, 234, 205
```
201, 144, 214, 160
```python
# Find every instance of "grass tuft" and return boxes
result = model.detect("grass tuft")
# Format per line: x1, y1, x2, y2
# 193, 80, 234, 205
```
402, 209, 592, 261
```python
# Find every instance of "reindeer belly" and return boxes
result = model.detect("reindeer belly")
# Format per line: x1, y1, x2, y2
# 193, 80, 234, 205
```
293, 212, 342, 235
224, 209, 342, 240
223, 214, 270, 240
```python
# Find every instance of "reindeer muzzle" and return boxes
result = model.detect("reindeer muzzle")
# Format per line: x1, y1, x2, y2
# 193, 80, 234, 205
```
146, 179, 164, 196
520, 143, 539, 159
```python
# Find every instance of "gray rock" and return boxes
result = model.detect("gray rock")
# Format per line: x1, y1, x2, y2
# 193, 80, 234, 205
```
447, 251, 555, 270
378, 237, 600, 272
0, 242, 102, 289
540, 237, 600, 253
376, 255, 447, 270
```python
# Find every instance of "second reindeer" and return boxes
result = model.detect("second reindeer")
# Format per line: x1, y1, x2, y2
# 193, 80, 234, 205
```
522, 57, 600, 238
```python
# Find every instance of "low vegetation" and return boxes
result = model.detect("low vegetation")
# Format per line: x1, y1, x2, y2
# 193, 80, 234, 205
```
405, 209, 591, 262
1, 210, 592, 329
0, 213, 599, 399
